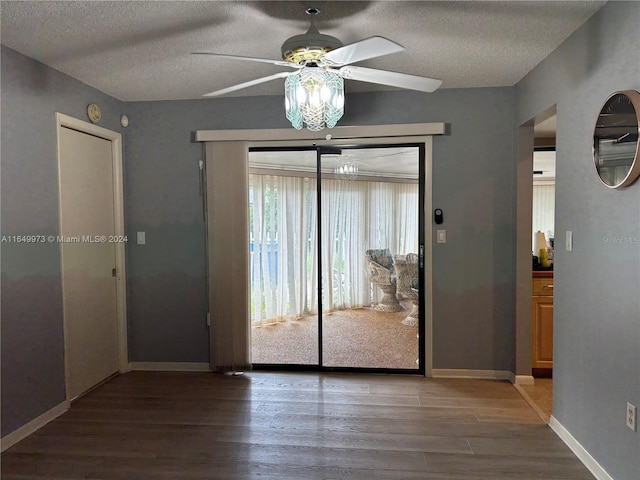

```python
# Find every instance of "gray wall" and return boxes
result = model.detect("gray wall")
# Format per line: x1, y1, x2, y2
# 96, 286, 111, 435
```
0, 46, 125, 436
124, 86, 516, 369
2, 47, 517, 435
515, 2, 640, 478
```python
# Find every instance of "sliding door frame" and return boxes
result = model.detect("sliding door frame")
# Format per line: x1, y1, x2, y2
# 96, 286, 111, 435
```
315, 142, 426, 374
247, 142, 426, 374
199, 123, 442, 376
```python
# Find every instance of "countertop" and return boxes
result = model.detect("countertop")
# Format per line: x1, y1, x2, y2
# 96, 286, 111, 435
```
533, 270, 553, 278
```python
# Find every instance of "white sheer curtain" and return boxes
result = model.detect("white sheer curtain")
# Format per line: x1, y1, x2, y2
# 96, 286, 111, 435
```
250, 173, 418, 325
369, 182, 419, 255
250, 174, 318, 325
532, 184, 555, 247
321, 179, 369, 311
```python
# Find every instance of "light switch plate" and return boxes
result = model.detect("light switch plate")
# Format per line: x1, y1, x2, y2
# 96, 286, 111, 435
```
627, 402, 637, 431
437, 229, 446, 244
137, 231, 146, 245
565, 230, 573, 251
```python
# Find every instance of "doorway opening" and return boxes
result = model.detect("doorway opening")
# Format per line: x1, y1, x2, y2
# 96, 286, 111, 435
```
249, 143, 425, 373
526, 112, 556, 421
515, 108, 556, 422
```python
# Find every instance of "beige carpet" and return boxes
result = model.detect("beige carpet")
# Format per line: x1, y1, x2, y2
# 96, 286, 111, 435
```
251, 303, 419, 369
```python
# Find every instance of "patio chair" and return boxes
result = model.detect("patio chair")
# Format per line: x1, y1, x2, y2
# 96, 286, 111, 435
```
365, 249, 402, 312
393, 253, 419, 326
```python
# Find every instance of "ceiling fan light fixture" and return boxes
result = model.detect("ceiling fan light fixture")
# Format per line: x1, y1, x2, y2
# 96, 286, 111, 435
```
284, 67, 344, 131
334, 158, 358, 179
281, 33, 343, 64
281, 4, 343, 65
196, 6, 441, 119
282, 45, 332, 64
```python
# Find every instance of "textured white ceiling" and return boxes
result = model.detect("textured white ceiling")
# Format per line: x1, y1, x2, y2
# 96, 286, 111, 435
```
1, 1, 606, 101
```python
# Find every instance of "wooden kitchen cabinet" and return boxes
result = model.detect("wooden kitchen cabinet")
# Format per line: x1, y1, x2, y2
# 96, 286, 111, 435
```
532, 273, 553, 369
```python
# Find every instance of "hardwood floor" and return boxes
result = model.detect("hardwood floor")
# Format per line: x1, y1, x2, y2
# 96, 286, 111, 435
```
1, 371, 594, 479
519, 378, 554, 423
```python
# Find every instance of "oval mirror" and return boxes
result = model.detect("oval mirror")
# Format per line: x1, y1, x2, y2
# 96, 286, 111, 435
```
593, 90, 640, 189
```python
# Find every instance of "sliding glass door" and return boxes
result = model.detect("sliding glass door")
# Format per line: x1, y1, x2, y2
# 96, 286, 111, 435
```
249, 143, 424, 372
319, 146, 422, 369
248, 149, 319, 365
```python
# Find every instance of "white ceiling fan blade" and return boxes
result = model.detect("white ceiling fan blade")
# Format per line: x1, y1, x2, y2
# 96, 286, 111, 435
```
322, 36, 405, 66
203, 72, 292, 97
192, 52, 299, 69
339, 66, 442, 93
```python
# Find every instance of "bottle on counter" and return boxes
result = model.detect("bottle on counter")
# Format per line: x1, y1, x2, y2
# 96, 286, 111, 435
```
539, 248, 550, 268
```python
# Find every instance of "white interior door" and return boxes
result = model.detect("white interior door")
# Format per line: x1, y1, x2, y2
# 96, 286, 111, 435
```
59, 126, 119, 399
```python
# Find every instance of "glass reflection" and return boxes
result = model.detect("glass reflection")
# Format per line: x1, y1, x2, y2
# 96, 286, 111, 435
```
593, 92, 640, 188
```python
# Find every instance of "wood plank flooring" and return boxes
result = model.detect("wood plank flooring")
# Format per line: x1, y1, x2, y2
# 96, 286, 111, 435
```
1, 371, 595, 479
519, 378, 554, 423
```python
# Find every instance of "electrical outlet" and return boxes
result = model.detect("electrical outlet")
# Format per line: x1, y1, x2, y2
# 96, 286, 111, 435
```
627, 402, 637, 432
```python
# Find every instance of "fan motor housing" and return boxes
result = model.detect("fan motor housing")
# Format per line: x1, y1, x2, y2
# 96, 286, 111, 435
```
281, 32, 343, 64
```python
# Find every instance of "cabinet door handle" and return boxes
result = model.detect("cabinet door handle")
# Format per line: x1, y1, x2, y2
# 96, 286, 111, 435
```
542, 284, 554, 289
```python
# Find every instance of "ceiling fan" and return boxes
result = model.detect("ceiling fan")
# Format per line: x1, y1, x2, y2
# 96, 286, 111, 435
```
193, 3, 442, 130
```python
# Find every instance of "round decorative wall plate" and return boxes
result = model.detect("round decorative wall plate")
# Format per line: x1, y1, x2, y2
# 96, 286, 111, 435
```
87, 103, 102, 124
120, 114, 129, 128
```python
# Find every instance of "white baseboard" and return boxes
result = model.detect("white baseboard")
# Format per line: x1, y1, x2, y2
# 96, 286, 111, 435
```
431, 369, 514, 382
549, 416, 614, 480
129, 362, 212, 372
514, 374, 535, 385
1, 400, 69, 452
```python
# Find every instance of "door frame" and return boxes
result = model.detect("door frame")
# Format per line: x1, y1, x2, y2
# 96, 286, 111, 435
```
55, 113, 128, 400
248, 141, 428, 374
514, 105, 556, 384
200, 123, 442, 376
